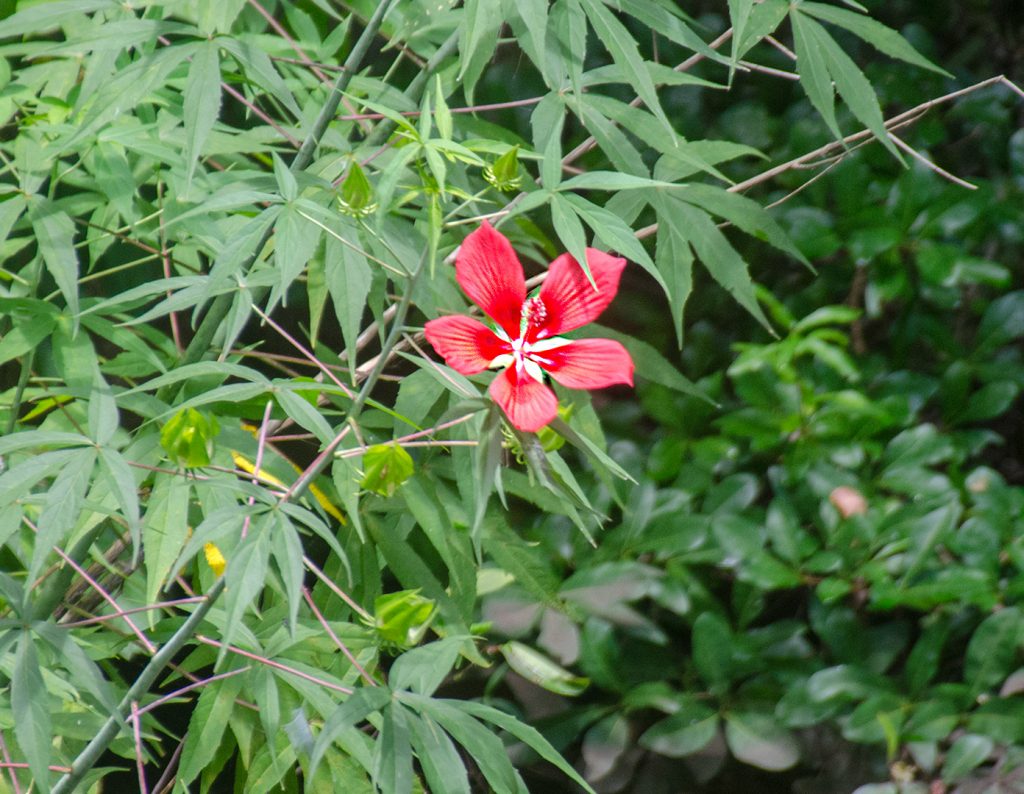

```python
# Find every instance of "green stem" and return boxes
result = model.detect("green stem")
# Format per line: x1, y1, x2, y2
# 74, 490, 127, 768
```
287, 250, 429, 502
51, 577, 227, 794
158, 0, 401, 403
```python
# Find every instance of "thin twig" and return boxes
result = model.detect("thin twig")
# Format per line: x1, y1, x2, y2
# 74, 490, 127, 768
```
195, 635, 354, 695
131, 701, 148, 794
890, 132, 978, 189
302, 588, 378, 686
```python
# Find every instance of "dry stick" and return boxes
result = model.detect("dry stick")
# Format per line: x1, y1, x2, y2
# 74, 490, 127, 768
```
151, 739, 184, 794
635, 75, 1024, 240
135, 667, 251, 719
890, 132, 978, 189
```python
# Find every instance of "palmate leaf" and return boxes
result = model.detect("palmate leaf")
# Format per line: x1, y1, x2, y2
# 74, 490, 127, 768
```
374, 701, 415, 794
617, 0, 729, 65
458, 0, 503, 101
183, 39, 222, 189
578, 0, 674, 138
13, 631, 51, 792
800, 1, 948, 75
791, 9, 901, 159
28, 199, 80, 328
178, 674, 246, 785
659, 197, 773, 333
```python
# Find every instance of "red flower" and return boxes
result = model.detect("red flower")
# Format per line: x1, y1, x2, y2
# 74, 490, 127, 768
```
424, 221, 634, 432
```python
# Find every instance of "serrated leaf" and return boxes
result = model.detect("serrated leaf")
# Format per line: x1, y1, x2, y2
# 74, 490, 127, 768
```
390, 638, 464, 696
184, 39, 222, 187
672, 201, 773, 333
791, 9, 841, 141
405, 697, 520, 794
179, 674, 245, 784
407, 712, 472, 794
447, 698, 597, 794
801, 13, 901, 159
550, 193, 589, 282
579, 0, 674, 138
375, 703, 414, 794
458, 0, 503, 101
29, 448, 96, 594
28, 200, 80, 327
800, 2, 948, 75
13, 632, 51, 791
309, 686, 392, 777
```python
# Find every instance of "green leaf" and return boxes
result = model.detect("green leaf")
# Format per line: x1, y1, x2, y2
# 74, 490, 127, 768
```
361, 443, 415, 497
447, 698, 597, 794
559, 171, 677, 192
640, 701, 720, 758
692, 612, 733, 694
407, 713, 472, 794
270, 204, 321, 310
13, 632, 51, 791
28, 200, 80, 326
562, 193, 662, 288
179, 674, 247, 784
791, 8, 841, 141
390, 638, 464, 696
800, 2, 948, 75
404, 697, 522, 794
965, 607, 1024, 694
550, 193, 589, 282
672, 200, 773, 333
942, 734, 993, 783
309, 686, 392, 778
534, 93, 566, 190
324, 219, 373, 381
275, 386, 336, 446
29, 448, 96, 595
374, 703, 414, 794
724, 712, 800, 771
501, 641, 590, 696
183, 39, 222, 187
579, 0, 674, 138
459, 0, 503, 101
677, 185, 809, 267
793, 11, 901, 158
143, 474, 192, 611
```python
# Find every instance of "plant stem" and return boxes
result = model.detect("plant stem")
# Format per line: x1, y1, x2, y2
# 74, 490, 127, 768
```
51, 578, 227, 794
157, 0, 400, 403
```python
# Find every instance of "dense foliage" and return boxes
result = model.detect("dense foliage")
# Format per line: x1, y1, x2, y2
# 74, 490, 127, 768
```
0, 1, 1022, 792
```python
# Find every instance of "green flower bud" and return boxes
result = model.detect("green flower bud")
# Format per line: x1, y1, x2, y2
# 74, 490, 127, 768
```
337, 160, 377, 217
484, 145, 522, 192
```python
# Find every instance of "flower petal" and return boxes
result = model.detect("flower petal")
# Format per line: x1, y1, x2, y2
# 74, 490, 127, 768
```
456, 221, 526, 339
541, 338, 634, 390
532, 248, 627, 338
424, 315, 510, 375
489, 366, 559, 432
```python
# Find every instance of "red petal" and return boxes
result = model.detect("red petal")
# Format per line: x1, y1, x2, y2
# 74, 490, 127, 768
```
456, 221, 526, 339
489, 366, 559, 432
532, 249, 627, 338
424, 315, 510, 375
541, 338, 635, 390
